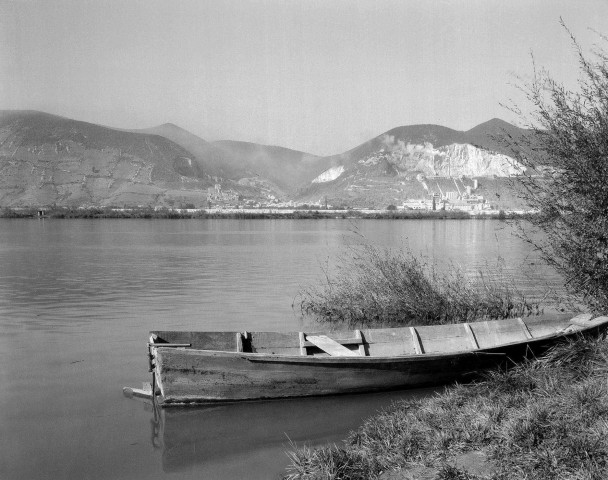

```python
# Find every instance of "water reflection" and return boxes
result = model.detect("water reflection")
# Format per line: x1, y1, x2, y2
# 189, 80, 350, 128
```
138, 389, 436, 474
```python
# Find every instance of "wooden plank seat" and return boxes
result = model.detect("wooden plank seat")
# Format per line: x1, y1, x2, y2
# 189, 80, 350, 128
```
306, 335, 360, 357
302, 337, 363, 348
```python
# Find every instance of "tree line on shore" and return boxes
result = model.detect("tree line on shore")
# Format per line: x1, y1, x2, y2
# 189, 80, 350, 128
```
0, 206, 517, 220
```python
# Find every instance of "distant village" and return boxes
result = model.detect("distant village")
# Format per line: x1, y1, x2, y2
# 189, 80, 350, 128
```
204, 176, 499, 213
400, 175, 490, 212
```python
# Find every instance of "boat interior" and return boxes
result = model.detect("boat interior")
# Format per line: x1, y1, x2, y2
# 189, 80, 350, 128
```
150, 316, 593, 357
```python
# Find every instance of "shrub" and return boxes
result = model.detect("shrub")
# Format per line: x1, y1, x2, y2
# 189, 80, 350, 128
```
509, 25, 608, 313
298, 243, 539, 327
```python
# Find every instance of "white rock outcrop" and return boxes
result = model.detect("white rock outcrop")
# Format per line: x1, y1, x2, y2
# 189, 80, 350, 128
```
361, 140, 524, 177
312, 165, 345, 183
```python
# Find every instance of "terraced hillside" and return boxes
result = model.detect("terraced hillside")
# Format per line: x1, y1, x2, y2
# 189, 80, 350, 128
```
0, 111, 216, 207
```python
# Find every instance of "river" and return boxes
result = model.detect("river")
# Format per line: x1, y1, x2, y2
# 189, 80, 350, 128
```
0, 218, 563, 479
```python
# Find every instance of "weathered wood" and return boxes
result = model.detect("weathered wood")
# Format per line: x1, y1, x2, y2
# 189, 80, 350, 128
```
417, 323, 474, 353
590, 315, 608, 322
302, 337, 362, 348
123, 386, 153, 400
236, 333, 243, 352
149, 343, 191, 348
145, 314, 608, 406
249, 332, 302, 355
299, 332, 307, 356
469, 318, 530, 349
362, 327, 417, 356
463, 323, 479, 349
517, 317, 533, 339
354, 330, 366, 356
151, 331, 237, 351
410, 327, 423, 354
567, 313, 594, 327
306, 335, 360, 357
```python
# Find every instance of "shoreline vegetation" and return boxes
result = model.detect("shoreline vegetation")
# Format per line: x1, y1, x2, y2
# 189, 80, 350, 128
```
285, 336, 608, 480
285, 29, 608, 479
287, 243, 582, 480
298, 244, 542, 328
0, 206, 525, 220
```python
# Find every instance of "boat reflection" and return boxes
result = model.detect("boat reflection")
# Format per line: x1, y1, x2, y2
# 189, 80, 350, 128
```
146, 389, 437, 473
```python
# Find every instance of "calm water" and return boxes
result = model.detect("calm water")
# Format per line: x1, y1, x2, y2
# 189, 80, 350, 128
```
0, 219, 563, 480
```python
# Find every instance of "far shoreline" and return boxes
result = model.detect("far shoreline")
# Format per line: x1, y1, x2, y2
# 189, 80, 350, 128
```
0, 206, 531, 220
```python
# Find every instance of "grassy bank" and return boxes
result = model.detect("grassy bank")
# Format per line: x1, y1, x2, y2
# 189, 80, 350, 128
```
299, 244, 540, 327
285, 335, 608, 479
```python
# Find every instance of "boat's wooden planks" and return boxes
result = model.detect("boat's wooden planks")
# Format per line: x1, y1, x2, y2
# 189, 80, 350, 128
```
518, 317, 559, 337
469, 319, 531, 349
153, 347, 493, 404
147, 315, 608, 405
303, 338, 362, 347
589, 315, 608, 326
299, 332, 307, 356
517, 318, 533, 339
361, 327, 417, 356
306, 335, 360, 357
123, 382, 153, 400
248, 331, 363, 356
354, 330, 366, 356
249, 332, 302, 355
568, 313, 595, 327
416, 323, 475, 353
151, 331, 238, 351
410, 327, 423, 354
463, 323, 479, 349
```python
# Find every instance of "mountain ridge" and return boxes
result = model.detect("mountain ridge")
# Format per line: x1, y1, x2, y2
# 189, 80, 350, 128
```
0, 110, 532, 209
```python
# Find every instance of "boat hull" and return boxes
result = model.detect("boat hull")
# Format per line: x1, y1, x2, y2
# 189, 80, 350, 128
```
147, 315, 608, 406
153, 336, 550, 406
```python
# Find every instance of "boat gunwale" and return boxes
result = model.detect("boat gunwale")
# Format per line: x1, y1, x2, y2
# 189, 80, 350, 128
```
150, 319, 608, 365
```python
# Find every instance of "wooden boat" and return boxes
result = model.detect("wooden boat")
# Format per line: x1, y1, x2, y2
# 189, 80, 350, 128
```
127, 314, 608, 407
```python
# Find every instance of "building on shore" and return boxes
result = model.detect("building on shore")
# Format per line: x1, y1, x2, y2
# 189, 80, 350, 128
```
403, 176, 490, 211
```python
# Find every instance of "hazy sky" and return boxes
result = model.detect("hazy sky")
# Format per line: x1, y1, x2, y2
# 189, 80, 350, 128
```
2, 0, 607, 155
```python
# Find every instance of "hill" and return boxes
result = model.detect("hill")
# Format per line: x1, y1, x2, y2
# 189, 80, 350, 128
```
0, 111, 535, 210
135, 123, 330, 194
210, 140, 330, 193
295, 120, 531, 208
0, 111, 216, 207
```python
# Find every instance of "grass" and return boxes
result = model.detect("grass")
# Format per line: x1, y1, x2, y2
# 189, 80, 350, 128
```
298, 243, 541, 327
285, 335, 608, 479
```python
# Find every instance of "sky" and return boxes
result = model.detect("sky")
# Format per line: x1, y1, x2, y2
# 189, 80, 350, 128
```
1, 0, 607, 156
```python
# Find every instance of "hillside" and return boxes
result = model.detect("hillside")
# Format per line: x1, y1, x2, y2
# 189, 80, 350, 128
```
0, 111, 535, 210
133, 124, 242, 181
136, 122, 330, 194
211, 140, 330, 193
295, 120, 531, 208
0, 111, 216, 207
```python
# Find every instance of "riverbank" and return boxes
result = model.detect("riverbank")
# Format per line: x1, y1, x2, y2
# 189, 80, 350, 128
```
0, 206, 527, 220
285, 333, 608, 479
